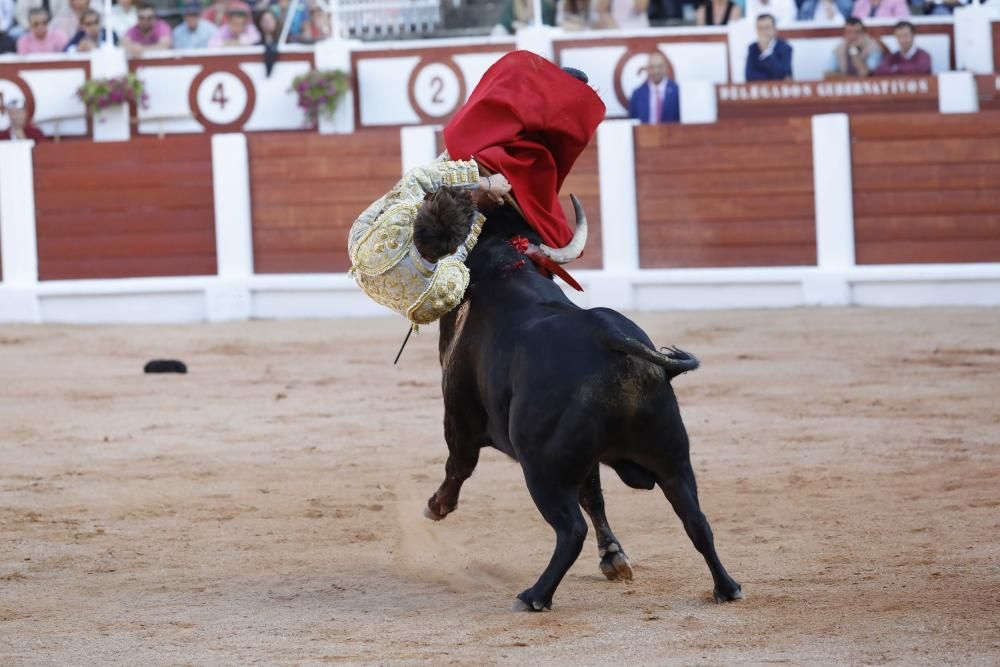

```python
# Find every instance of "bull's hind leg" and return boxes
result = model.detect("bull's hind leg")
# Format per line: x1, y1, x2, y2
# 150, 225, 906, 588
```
658, 459, 743, 602
513, 469, 589, 612
425, 406, 483, 521
579, 466, 633, 581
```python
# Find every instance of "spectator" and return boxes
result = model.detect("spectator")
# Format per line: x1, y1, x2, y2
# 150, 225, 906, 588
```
50, 0, 91, 38
496, 0, 556, 33
696, 0, 742, 24
745, 13, 792, 81
874, 20, 931, 75
15, 0, 68, 33
271, 0, 305, 39
17, 7, 66, 52
64, 8, 115, 50
745, 0, 795, 24
592, 0, 649, 28
922, 0, 966, 14
826, 17, 882, 78
256, 8, 280, 45
108, 0, 136, 38
293, 2, 329, 43
627, 51, 680, 124
560, 0, 591, 30
852, 0, 909, 17
122, 2, 170, 56
201, 0, 252, 27
208, 7, 259, 46
797, 0, 849, 23
173, 0, 215, 48
2, 0, 19, 38
1, 98, 45, 142
0, 27, 15, 52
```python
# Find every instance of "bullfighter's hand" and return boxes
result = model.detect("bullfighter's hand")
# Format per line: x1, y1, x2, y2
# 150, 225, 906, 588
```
483, 173, 511, 204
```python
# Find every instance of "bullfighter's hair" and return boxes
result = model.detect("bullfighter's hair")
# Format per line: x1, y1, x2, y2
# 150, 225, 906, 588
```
414, 187, 476, 263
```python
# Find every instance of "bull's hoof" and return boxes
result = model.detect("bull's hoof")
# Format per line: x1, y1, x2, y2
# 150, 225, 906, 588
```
424, 495, 454, 521
713, 582, 744, 603
513, 591, 551, 612
599, 543, 633, 581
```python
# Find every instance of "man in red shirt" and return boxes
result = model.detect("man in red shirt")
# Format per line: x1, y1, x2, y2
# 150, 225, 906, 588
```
1, 99, 45, 142
874, 21, 932, 76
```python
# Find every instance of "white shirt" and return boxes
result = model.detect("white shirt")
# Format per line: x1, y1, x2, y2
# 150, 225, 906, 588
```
0, 0, 15, 32
746, 0, 796, 24
647, 79, 668, 124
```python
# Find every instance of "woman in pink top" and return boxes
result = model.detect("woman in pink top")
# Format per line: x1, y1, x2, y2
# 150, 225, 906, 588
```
17, 7, 68, 53
851, 0, 910, 18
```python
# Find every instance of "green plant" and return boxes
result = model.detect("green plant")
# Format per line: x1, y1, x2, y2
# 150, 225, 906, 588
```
290, 69, 349, 126
76, 73, 149, 114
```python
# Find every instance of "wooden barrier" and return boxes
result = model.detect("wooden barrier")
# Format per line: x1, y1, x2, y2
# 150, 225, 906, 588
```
247, 130, 401, 273
717, 77, 939, 120
33, 136, 217, 280
634, 118, 817, 268
851, 112, 1000, 265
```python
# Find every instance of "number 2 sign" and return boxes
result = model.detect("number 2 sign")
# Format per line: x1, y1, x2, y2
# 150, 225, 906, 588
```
408, 59, 466, 123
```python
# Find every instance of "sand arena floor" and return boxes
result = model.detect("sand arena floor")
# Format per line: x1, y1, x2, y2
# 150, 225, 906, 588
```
0, 308, 998, 665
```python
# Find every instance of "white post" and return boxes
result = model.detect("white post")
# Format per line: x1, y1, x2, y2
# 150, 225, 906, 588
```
515, 25, 557, 62
314, 37, 360, 134
207, 133, 253, 321
89, 45, 131, 142
806, 113, 853, 305
532, 0, 543, 26
953, 4, 995, 75
938, 71, 979, 114
678, 80, 718, 124
0, 141, 41, 322
593, 119, 638, 309
400, 125, 437, 174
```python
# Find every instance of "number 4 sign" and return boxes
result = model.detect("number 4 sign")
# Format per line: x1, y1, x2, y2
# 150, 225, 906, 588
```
189, 67, 255, 132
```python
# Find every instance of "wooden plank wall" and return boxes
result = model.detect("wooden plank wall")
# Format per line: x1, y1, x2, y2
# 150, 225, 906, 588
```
248, 130, 401, 273
634, 119, 817, 268
33, 137, 216, 280
851, 112, 1000, 264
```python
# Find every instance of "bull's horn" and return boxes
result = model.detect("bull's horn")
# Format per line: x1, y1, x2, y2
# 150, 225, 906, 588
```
539, 194, 587, 264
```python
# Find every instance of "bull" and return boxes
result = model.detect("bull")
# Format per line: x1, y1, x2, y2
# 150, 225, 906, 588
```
420, 196, 743, 611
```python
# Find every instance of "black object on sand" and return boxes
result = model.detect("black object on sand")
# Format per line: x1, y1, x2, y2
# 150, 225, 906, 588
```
144, 360, 188, 374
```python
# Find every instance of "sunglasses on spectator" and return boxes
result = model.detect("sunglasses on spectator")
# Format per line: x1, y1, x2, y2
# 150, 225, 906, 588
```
31, 19, 48, 26
82, 19, 99, 25
138, 12, 155, 19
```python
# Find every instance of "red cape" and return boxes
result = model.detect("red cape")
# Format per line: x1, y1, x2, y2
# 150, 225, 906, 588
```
443, 51, 606, 248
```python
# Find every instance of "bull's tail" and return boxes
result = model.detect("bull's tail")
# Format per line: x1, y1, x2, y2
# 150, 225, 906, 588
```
605, 336, 700, 379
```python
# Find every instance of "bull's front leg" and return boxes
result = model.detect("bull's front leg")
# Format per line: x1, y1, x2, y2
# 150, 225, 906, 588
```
579, 465, 633, 581
424, 409, 484, 521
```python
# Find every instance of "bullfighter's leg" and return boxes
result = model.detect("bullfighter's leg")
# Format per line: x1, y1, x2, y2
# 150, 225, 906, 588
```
657, 459, 743, 603
424, 408, 483, 521
579, 465, 633, 581
513, 469, 589, 611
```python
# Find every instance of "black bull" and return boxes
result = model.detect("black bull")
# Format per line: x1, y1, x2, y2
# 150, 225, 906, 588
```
420, 197, 743, 611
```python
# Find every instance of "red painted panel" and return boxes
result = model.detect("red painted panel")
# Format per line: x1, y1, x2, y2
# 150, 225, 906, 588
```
33, 136, 217, 280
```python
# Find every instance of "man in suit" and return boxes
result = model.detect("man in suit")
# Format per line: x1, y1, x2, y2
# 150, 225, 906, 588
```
745, 13, 793, 81
628, 51, 680, 124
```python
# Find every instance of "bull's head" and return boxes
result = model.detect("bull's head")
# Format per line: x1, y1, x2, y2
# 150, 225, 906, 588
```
538, 194, 587, 265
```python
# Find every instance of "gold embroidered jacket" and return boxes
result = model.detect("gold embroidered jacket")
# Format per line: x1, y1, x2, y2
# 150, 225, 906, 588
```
348, 157, 486, 325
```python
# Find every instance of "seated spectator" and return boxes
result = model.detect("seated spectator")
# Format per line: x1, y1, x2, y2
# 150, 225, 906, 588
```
15, 0, 69, 35
852, 0, 909, 17
0, 28, 15, 52
1, 98, 45, 141
745, 0, 795, 24
874, 20, 931, 75
592, 0, 649, 28
797, 0, 849, 23
745, 13, 792, 81
271, 0, 305, 39
2, 0, 20, 39
17, 7, 66, 52
922, 0, 966, 14
627, 51, 680, 124
201, 0, 252, 26
173, 1, 215, 48
825, 17, 882, 77
560, 0, 591, 30
208, 7, 259, 46
256, 9, 280, 45
123, 2, 170, 55
496, 0, 556, 33
64, 8, 116, 51
696, 0, 743, 25
108, 0, 136, 38
292, 2, 329, 43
